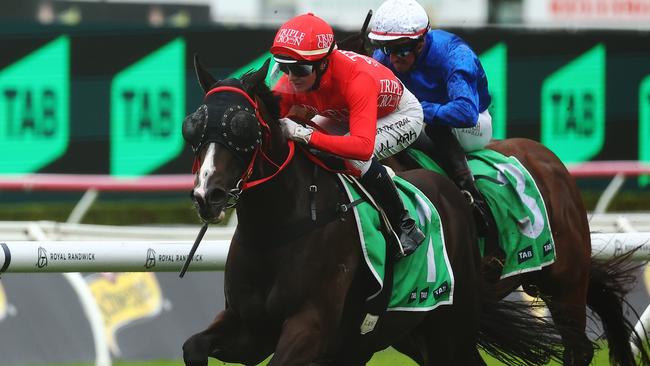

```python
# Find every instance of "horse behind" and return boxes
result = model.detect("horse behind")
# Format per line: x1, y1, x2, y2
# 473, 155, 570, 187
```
386, 132, 650, 366
333, 34, 649, 366
180, 58, 561, 366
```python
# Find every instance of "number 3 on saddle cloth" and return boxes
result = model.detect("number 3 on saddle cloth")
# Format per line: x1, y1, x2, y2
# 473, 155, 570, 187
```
339, 174, 454, 325
405, 148, 557, 279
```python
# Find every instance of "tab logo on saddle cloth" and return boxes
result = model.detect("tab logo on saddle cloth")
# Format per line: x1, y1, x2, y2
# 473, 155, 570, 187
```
407, 282, 450, 304
433, 281, 450, 300
543, 240, 554, 257
517, 245, 534, 264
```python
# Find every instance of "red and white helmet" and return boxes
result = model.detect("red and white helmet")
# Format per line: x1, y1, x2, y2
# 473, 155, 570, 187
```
368, 0, 429, 42
270, 13, 335, 63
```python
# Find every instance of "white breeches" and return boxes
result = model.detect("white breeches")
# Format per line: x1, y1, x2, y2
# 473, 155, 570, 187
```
311, 88, 424, 175
452, 109, 493, 152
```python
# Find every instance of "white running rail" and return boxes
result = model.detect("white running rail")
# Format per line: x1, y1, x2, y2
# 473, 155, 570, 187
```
0, 233, 647, 273
0, 240, 230, 273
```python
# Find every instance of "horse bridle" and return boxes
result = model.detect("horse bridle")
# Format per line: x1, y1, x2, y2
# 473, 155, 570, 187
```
193, 85, 296, 207
181, 84, 298, 277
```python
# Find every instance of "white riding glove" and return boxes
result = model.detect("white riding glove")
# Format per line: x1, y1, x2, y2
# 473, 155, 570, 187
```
278, 117, 313, 144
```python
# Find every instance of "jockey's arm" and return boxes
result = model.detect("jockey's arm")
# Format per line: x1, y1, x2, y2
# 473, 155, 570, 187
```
308, 75, 377, 161
422, 45, 480, 129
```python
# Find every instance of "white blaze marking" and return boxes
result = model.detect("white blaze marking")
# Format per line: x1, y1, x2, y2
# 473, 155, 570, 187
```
194, 143, 216, 201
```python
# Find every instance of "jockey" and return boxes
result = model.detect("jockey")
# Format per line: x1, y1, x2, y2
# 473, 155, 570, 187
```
271, 13, 426, 258
368, 0, 493, 235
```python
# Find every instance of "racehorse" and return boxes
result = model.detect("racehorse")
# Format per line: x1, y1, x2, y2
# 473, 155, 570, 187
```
385, 140, 650, 366
180, 57, 563, 366
333, 32, 650, 366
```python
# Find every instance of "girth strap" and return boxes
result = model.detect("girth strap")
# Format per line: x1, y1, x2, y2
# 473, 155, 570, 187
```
309, 165, 319, 222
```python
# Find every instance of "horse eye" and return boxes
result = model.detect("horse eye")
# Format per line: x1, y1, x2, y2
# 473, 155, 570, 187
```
229, 111, 260, 139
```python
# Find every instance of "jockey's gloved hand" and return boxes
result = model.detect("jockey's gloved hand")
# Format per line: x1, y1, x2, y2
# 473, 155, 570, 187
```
278, 117, 313, 144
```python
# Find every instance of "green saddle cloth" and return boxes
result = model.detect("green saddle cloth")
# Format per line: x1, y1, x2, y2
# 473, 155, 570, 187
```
339, 175, 454, 311
406, 148, 556, 279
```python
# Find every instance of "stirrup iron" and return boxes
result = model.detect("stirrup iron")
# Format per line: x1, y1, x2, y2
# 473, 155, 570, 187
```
460, 189, 474, 205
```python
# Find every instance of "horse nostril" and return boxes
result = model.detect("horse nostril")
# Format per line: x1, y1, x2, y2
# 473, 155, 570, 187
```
208, 189, 227, 206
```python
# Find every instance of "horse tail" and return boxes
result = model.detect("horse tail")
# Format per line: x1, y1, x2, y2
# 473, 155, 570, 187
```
477, 285, 564, 366
587, 251, 650, 366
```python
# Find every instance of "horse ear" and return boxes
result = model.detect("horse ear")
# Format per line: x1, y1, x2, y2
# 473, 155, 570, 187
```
246, 58, 271, 90
194, 53, 217, 93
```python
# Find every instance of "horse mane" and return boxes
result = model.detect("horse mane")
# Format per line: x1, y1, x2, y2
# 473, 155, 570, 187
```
241, 70, 281, 122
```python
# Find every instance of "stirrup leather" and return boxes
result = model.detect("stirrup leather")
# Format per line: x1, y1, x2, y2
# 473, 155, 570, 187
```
460, 189, 491, 237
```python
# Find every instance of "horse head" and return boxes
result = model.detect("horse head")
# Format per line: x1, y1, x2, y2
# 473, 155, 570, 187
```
182, 55, 280, 223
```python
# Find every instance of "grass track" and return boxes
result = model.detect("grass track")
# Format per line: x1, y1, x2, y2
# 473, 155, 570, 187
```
28, 345, 615, 366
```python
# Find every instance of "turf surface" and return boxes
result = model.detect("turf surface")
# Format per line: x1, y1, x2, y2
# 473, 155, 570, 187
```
26, 345, 617, 366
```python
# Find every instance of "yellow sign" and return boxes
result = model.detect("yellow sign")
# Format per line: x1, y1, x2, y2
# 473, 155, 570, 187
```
87, 273, 163, 355
0, 281, 7, 321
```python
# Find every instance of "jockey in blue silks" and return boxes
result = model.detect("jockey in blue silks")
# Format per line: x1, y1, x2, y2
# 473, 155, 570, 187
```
369, 0, 493, 235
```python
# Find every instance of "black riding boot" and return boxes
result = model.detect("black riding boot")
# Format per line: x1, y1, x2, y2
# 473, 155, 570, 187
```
426, 125, 491, 236
361, 158, 426, 258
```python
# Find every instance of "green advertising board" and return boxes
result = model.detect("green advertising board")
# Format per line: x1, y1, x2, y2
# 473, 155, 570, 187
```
0, 29, 648, 177
0, 36, 70, 174
479, 42, 507, 139
110, 38, 185, 176
541, 44, 606, 163
640, 75, 650, 186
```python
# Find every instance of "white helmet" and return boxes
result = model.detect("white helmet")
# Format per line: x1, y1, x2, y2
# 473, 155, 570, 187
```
368, 0, 429, 42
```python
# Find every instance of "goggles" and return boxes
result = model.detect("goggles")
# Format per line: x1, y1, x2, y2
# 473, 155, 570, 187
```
278, 63, 316, 77
381, 42, 418, 58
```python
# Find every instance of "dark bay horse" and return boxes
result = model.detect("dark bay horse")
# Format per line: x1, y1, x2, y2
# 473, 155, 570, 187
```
180, 58, 561, 366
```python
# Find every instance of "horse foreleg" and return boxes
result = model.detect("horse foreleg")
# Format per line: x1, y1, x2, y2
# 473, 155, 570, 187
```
267, 305, 333, 366
182, 308, 272, 366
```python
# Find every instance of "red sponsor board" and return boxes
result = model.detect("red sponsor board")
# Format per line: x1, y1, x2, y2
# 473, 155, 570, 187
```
525, 0, 650, 23
551, 0, 650, 17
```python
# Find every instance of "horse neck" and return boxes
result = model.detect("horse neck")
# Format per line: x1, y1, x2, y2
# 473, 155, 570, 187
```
235, 148, 337, 238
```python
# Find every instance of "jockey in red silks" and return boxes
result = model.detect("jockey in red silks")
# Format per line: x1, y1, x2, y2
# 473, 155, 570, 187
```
271, 13, 425, 258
